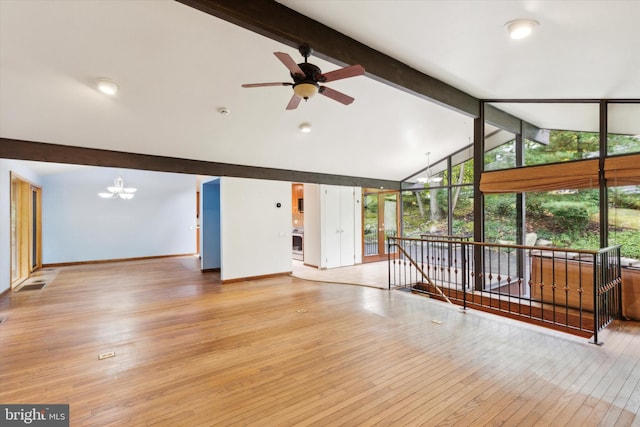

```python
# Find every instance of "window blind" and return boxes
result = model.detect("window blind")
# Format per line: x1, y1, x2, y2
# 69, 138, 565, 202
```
604, 153, 640, 187
479, 159, 600, 194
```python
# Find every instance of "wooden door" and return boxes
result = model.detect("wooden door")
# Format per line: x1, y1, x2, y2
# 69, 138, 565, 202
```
362, 189, 399, 263
10, 173, 42, 288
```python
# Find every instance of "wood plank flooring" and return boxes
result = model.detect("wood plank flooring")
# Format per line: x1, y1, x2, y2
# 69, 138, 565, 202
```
1, 256, 639, 426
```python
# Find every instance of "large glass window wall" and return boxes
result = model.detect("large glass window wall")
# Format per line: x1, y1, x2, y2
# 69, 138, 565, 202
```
401, 100, 638, 263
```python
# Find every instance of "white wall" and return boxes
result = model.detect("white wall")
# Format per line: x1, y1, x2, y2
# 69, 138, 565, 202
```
220, 177, 291, 281
41, 167, 197, 264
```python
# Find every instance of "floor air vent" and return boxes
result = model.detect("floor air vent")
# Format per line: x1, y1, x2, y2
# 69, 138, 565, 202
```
18, 281, 48, 291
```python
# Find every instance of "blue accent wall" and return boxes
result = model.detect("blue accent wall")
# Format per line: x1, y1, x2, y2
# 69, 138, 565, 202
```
202, 178, 221, 270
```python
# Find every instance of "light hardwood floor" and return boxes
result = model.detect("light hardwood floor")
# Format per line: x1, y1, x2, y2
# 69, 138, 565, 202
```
292, 260, 389, 289
1, 256, 639, 426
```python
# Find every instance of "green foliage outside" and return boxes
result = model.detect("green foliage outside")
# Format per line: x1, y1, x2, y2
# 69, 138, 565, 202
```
525, 131, 600, 165
608, 232, 640, 260
451, 187, 474, 236
610, 189, 640, 210
527, 192, 599, 247
609, 134, 640, 155
363, 194, 378, 238
402, 187, 449, 237
403, 158, 475, 237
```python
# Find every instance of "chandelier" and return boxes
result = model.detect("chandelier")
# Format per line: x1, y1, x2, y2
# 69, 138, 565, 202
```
98, 177, 137, 200
417, 152, 443, 184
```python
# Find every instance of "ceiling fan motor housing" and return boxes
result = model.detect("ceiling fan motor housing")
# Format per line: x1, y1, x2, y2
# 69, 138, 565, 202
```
293, 62, 322, 85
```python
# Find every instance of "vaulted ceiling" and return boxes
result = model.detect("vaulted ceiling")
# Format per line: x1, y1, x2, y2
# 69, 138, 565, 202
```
1, 0, 638, 186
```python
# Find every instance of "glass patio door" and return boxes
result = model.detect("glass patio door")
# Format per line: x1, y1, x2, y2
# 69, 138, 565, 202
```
363, 190, 399, 262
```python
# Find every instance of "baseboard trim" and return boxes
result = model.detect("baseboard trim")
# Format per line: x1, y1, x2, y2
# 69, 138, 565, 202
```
222, 271, 291, 284
43, 253, 195, 268
201, 268, 221, 273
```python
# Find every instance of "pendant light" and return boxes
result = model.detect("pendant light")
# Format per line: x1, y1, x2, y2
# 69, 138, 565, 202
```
417, 152, 443, 184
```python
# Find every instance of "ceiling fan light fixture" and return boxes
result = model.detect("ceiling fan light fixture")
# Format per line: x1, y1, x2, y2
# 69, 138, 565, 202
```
293, 82, 319, 100
96, 78, 119, 96
505, 19, 539, 40
241, 46, 364, 109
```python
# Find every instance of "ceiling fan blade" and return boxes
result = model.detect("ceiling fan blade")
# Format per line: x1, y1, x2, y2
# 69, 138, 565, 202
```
318, 64, 365, 83
286, 94, 301, 110
274, 52, 305, 77
319, 86, 355, 105
241, 82, 292, 88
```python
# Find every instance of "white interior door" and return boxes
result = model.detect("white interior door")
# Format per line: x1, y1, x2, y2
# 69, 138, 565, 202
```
339, 187, 355, 266
323, 185, 342, 269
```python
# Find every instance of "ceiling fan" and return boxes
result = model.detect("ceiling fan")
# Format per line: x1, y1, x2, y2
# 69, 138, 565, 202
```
241, 44, 365, 110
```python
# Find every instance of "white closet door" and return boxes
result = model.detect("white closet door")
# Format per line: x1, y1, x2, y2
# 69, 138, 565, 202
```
323, 185, 342, 268
339, 186, 355, 266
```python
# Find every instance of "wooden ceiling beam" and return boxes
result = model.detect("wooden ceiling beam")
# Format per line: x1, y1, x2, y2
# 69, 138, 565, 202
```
0, 138, 400, 190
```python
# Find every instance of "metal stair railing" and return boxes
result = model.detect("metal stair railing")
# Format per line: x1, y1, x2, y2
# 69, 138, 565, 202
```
387, 235, 623, 344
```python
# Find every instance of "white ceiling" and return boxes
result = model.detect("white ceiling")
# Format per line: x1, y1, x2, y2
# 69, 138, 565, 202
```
1, 0, 638, 182
280, 0, 640, 100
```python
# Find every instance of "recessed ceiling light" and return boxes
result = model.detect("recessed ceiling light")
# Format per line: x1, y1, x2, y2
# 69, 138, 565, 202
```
505, 19, 539, 40
299, 122, 311, 133
96, 78, 119, 96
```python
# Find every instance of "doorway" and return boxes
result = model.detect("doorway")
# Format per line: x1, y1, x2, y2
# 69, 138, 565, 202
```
362, 189, 399, 262
10, 172, 42, 288
292, 183, 304, 261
